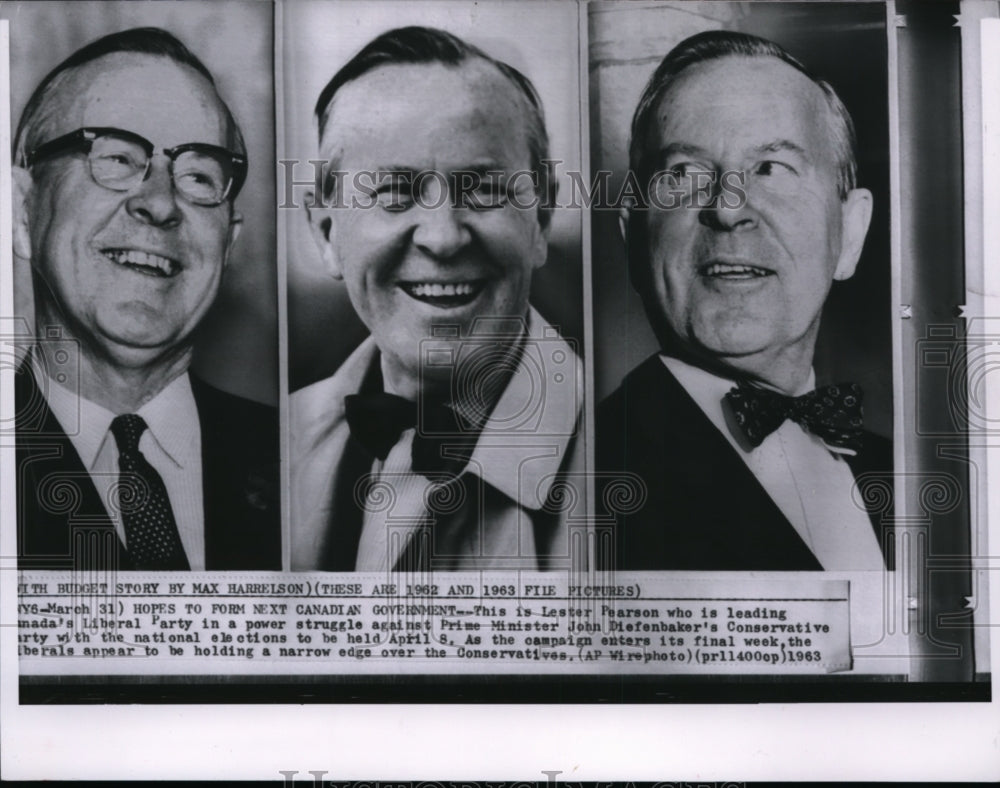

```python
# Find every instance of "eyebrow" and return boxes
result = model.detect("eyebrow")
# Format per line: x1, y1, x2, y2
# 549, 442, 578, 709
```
649, 139, 811, 170
754, 139, 808, 158
656, 142, 712, 163
368, 162, 510, 175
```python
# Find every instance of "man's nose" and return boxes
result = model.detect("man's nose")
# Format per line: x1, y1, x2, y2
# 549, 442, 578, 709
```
412, 203, 471, 260
125, 160, 182, 228
698, 172, 758, 232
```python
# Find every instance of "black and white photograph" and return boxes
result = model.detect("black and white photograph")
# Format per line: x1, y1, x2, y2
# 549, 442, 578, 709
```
1, 0, 997, 782
4, 0, 280, 572
592, 2, 893, 573
587, 0, 990, 689
282, 0, 588, 573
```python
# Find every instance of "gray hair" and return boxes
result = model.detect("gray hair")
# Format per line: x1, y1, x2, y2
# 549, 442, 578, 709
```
14, 26, 245, 189
629, 30, 858, 200
314, 25, 554, 227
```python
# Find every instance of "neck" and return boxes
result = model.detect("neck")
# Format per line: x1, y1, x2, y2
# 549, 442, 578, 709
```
725, 353, 814, 395
380, 358, 442, 403
35, 335, 192, 414
662, 338, 816, 396
380, 334, 524, 421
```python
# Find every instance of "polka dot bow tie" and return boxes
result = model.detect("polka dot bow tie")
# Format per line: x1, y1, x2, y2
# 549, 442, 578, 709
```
724, 380, 865, 452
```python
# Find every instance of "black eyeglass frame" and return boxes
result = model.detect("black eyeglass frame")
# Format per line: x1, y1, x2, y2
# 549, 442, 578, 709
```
26, 126, 248, 206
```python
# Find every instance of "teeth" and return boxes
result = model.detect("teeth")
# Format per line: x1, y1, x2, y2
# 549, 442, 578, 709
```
104, 249, 177, 276
703, 263, 770, 277
409, 282, 477, 297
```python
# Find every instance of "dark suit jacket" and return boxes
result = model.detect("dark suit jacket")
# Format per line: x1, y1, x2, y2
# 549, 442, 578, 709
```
15, 365, 281, 571
596, 355, 894, 571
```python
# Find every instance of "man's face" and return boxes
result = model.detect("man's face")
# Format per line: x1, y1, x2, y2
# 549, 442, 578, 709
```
22, 53, 241, 369
631, 55, 871, 388
311, 60, 548, 393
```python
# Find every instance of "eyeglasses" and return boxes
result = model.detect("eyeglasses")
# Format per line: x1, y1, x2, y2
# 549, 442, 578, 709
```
27, 127, 247, 207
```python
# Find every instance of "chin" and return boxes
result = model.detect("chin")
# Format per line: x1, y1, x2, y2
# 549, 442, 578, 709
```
688, 319, 773, 354
98, 332, 185, 365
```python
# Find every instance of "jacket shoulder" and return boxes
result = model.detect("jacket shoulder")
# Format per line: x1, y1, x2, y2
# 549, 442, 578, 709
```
190, 376, 278, 457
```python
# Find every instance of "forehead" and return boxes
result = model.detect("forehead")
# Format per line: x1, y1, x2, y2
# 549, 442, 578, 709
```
651, 55, 834, 160
48, 52, 230, 147
321, 59, 533, 167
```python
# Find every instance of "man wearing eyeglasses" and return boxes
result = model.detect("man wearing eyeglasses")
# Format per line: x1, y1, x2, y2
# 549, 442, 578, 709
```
12, 27, 280, 571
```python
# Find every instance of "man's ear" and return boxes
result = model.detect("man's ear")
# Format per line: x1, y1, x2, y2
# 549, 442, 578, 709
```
305, 194, 342, 279
833, 187, 873, 281
12, 166, 33, 260
223, 210, 243, 267
620, 202, 653, 296
530, 203, 555, 272
530, 223, 550, 271
618, 205, 631, 247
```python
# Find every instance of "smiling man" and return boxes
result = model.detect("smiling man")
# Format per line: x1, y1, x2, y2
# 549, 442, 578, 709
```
597, 31, 892, 571
14, 28, 280, 571
290, 26, 582, 571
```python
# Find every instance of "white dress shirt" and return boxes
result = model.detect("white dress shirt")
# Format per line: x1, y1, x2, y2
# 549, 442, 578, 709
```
661, 355, 884, 570
36, 364, 206, 569
291, 307, 584, 571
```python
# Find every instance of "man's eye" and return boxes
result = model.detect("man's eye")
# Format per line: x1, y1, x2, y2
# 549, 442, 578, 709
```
177, 170, 212, 186
90, 149, 144, 182
379, 195, 411, 212
666, 162, 715, 188
755, 160, 797, 177
466, 181, 509, 210
95, 151, 140, 169
375, 183, 413, 211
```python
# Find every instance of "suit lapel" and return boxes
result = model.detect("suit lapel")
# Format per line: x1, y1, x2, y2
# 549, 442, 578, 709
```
607, 356, 823, 570
605, 356, 894, 570
845, 433, 895, 570
192, 376, 281, 571
15, 363, 131, 570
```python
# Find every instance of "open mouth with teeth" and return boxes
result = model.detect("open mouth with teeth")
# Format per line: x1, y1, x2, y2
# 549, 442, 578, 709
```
103, 248, 181, 278
398, 280, 486, 308
699, 262, 774, 280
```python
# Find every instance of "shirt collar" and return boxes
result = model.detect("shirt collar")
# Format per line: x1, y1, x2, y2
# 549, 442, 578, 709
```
136, 373, 200, 469
329, 309, 582, 510
466, 307, 582, 510
33, 356, 116, 470
33, 358, 199, 470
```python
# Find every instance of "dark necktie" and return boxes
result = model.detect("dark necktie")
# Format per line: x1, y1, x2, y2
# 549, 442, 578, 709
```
724, 380, 865, 452
344, 392, 476, 477
110, 414, 189, 570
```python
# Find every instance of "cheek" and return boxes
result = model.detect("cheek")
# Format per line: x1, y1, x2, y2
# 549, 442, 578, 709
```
178, 220, 232, 279
484, 213, 545, 276
35, 164, 104, 228
194, 227, 232, 267
767, 191, 841, 260
332, 212, 404, 285
648, 217, 694, 287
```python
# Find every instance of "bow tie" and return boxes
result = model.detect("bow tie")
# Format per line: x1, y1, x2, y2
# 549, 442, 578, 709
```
724, 380, 865, 452
344, 392, 477, 476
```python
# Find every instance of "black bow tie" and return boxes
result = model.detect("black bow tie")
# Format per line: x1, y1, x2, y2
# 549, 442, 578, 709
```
724, 380, 865, 452
344, 392, 477, 476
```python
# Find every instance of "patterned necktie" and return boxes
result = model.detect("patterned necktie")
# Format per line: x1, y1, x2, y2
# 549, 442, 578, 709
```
344, 392, 476, 477
110, 414, 189, 570
724, 380, 865, 452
